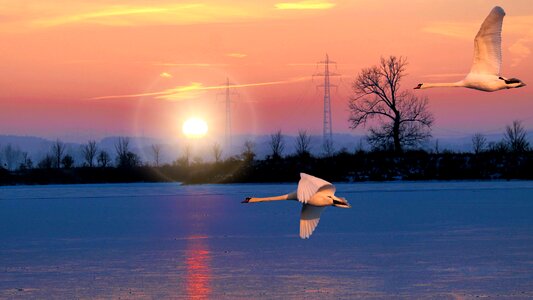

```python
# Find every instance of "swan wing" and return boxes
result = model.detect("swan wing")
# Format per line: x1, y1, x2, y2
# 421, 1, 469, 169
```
300, 205, 325, 239
297, 173, 335, 203
470, 6, 505, 76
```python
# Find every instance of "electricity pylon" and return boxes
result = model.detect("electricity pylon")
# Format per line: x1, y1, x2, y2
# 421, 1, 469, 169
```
314, 54, 340, 143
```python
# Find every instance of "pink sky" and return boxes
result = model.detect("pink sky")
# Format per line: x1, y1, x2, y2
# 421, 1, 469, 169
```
0, 0, 532, 141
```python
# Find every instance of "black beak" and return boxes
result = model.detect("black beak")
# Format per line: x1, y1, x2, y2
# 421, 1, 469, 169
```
241, 197, 251, 203
333, 199, 351, 208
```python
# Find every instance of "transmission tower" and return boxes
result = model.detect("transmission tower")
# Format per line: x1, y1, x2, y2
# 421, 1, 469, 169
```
314, 54, 340, 143
217, 78, 236, 152
225, 78, 231, 149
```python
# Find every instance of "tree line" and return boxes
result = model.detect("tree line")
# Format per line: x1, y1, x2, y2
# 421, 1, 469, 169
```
0, 137, 140, 171
0, 119, 531, 185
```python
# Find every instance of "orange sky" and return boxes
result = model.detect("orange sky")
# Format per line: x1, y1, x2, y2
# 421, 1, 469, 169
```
0, 0, 532, 141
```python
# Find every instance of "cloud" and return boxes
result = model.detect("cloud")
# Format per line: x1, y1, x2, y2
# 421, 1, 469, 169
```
90, 82, 209, 101
226, 53, 247, 58
509, 36, 533, 67
0, 1, 339, 32
275, 1, 336, 10
157, 82, 206, 101
90, 77, 309, 101
0, 2, 274, 30
159, 72, 172, 78
153, 62, 227, 67
287, 63, 318, 66
421, 22, 474, 40
33, 4, 265, 27
157, 79, 308, 101
32, 6, 173, 27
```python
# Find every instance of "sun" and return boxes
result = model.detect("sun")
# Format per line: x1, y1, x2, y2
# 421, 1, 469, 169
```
182, 117, 208, 138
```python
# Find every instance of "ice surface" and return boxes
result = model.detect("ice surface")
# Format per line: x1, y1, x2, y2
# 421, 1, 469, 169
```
1, 181, 533, 298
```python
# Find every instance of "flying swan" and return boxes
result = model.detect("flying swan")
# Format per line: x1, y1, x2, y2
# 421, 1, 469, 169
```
242, 173, 351, 239
414, 6, 526, 92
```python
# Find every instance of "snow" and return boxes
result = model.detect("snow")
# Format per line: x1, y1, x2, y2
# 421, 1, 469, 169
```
1, 181, 533, 298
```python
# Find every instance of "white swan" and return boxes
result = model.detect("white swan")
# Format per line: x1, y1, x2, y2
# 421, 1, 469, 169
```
242, 173, 351, 239
415, 6, 526, 92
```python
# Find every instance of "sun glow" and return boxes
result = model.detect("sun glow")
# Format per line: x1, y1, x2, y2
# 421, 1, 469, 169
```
182, 117, 208, 138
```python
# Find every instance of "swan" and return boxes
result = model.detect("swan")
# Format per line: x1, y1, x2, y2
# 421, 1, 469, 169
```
241, 173, 351, 239
415, 6, 526, 92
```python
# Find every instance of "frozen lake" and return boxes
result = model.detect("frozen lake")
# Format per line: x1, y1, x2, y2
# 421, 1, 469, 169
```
1, 181, 533, 299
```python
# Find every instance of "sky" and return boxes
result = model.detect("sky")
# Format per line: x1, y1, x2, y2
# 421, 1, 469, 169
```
0, 0, 532, 142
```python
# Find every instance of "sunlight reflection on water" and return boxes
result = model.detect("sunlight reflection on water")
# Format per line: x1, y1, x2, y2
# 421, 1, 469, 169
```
185, 236, 211, 299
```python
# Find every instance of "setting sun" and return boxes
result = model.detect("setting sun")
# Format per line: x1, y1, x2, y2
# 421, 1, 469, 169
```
182, 117, 208, 138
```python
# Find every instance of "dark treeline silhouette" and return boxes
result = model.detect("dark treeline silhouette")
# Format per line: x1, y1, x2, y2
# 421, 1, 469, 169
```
0, 121, 532, 186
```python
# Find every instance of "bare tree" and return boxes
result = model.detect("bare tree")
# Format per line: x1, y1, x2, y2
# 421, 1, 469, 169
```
115, 137, 140, 168
212, 143, 222, 163
269, 130, 285, 159
19, 152, 33, 170
242, 139, 256, 161
488, 141, 508, 153
349, 56, 433, 153
38, 155, 54, 169
295, 130, 311, 157
61, 154, 74, 169
176, 144, 191, 167
355, 139, 365, 154
2, 144, 22, 171
151, 144, 162, 167
115, 137, 129, 161
193, 156, 203, 165
97, 150, 111, 167
52, 139, 65, 169
472, 133, 487, 154
82, 140, 98, 167
504, 120, 530, 153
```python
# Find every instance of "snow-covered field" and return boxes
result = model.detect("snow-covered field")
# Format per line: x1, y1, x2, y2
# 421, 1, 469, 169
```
1, 181, 533, 298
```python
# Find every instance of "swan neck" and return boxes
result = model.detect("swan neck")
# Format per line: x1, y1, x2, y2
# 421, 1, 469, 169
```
249, 191, 297, 203
423, 81, 464, 88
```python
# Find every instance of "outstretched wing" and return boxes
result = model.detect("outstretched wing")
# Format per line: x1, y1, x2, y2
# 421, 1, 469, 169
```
300, 204, 325, 239
297, 173, 335, 203
470, 6, 505, 76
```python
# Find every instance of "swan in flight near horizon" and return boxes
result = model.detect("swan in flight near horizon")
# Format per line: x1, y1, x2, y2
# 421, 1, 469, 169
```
242, 173, 351, 239
414, 6, 526, 92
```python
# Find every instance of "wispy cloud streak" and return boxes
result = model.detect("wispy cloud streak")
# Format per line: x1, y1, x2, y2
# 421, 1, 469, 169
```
90, 77, 309, 101
153, 62, 227, 67
0, 2, 271, 30
275, 1, 336, 10
226, 53, 247, 58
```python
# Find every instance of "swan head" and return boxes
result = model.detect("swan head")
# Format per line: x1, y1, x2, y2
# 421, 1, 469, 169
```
508, 80, 527, 89
331, 195, 351, 208
500, 77, 527, 89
